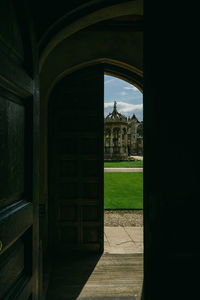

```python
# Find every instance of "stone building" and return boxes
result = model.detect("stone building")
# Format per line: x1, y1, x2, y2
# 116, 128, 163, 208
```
104, 101, 143, 159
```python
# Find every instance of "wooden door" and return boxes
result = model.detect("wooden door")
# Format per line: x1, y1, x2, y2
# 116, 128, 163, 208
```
0, 1, 39, 299
49, 65, 104, 254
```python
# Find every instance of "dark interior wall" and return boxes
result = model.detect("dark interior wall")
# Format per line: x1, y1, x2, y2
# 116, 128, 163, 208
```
31, 0, 138, 47
144, 1, 200, 300
0, 0, 24, 67
38, 0, 143, 68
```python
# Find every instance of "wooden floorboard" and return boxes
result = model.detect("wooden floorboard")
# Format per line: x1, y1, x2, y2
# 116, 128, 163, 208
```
46, 253, 143, 300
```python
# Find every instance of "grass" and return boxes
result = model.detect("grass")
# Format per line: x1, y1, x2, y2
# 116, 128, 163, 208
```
104, 172, 143, 209
104, 160, 143, 168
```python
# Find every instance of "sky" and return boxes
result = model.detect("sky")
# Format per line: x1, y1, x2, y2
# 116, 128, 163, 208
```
104, 75, 143, 121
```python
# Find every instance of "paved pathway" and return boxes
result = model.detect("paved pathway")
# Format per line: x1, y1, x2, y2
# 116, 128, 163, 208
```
104, 167, 143, 172
130, 156, 143, 160
104, 226, 143, 254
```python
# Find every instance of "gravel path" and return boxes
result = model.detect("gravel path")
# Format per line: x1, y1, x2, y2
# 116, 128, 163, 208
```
104, 210, 143, 227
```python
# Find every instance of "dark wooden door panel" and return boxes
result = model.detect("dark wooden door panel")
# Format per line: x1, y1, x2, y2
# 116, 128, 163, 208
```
0, 91, 34, 300
0, 228, 32, 300
0, 94, 25, 210
0, 88, 34, 300
0, 201, 33, 254
49, 65, 104, 254
0, 1, 38, 299
0, 240, 25, 299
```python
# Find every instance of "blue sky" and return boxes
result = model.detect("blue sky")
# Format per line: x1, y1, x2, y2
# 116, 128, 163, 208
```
104, 75, 143, 121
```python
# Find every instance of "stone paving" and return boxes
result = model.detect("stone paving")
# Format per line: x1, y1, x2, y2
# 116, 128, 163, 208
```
104, 226, 143, 254
104, 209, 143, 254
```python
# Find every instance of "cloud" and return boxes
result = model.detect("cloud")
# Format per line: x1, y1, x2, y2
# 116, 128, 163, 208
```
124, 86, 138, 91
104, 78, 116, 85
120, 91, 127, 96
104, 101, 143, 121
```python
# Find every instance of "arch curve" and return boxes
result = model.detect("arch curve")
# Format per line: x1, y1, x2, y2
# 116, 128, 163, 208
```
46, 58, 143, 102
39, 0, 143, 70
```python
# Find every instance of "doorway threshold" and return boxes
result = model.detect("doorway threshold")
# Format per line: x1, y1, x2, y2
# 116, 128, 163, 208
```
46, 253, 143, 300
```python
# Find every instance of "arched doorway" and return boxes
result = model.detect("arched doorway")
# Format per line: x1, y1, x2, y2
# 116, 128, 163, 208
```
46, 64, 143, 299
47, 63, 143, 254
39, 3, 143, 297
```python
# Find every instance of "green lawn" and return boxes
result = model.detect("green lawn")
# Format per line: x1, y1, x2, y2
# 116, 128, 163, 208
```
104, 172, 143, 209
104, 160, 143, 168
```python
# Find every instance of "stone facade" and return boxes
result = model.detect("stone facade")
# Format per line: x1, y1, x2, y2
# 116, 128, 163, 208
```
104, 101, 143, 159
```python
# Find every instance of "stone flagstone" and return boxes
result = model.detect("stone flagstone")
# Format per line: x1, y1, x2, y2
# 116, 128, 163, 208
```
104, 226, 143, 254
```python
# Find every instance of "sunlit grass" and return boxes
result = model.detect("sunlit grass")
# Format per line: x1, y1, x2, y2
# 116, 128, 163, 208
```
104, 172, 143, 209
